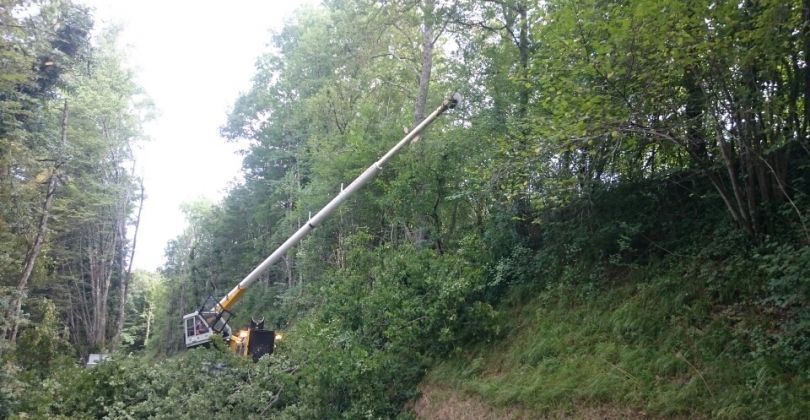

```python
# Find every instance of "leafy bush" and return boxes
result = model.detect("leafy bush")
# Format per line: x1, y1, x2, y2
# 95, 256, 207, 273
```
273, 237, 500, 417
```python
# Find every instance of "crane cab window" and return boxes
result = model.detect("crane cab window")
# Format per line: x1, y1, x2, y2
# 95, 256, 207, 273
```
185, 318, 195, 338
194, 317, 208, 335
185, 316, 209, 338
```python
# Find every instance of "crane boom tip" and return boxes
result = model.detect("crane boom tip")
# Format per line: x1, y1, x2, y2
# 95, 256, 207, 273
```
447, 92, 462, 109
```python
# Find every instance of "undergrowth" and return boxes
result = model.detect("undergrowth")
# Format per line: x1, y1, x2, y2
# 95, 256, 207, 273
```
4, 168, 808, 418
421, 165, 810, 418
426, 217, 810, 418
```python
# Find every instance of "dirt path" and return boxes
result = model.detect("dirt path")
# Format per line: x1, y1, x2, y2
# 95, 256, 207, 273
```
411, 384, 651, 420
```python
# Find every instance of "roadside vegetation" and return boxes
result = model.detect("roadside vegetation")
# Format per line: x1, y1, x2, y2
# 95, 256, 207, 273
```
427, 179, 810, 419
2, 0, 809, 418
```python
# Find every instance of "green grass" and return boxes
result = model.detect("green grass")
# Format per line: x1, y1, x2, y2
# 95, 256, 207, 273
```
426, 264, 810, 419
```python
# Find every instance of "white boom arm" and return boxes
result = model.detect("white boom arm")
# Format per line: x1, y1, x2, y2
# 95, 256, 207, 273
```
212, 93, 461, 313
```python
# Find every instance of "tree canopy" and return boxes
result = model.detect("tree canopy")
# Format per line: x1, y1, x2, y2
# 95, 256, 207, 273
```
2, 0, 809, 418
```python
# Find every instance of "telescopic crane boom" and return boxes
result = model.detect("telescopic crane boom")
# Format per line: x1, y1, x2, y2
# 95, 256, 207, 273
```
183, 93, 461, 360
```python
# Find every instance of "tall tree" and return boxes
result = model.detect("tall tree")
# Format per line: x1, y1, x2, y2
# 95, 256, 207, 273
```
112, 179, 144, 349
46, 27, 149, 354
1, 0, 92, 342
5, 99, 68, 342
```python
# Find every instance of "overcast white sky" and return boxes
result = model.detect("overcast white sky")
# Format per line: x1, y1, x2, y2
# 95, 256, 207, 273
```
81, 0, 316, 271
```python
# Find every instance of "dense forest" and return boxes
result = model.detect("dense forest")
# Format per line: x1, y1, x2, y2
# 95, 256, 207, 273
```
2, 0, 809, 418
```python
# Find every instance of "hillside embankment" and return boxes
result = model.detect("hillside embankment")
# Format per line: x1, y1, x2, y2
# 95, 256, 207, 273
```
411, 180, 810, 418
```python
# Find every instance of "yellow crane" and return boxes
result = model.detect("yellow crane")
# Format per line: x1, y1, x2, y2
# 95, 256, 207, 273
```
183, 94, 461, 361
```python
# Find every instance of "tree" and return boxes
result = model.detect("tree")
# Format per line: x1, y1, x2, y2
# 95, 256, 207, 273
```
37, 27, 150, 355
1, 0, 93, 342
5, 99, 68, 342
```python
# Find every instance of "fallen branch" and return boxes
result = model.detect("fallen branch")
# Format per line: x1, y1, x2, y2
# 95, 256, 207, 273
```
259, 383, 284, 416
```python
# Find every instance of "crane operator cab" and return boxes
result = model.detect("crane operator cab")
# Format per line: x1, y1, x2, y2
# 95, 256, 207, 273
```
183, 296, 275, 361
183, 296, 233, 348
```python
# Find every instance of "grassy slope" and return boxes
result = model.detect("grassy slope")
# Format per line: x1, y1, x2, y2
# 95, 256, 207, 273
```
420, 262, 809, 419
416, 169, 810, 418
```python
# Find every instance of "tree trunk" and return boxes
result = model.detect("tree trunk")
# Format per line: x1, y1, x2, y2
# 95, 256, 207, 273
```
803, 0, 810, 137
85, 213, 120, 351
413, 0, 435, 133
7, 172, 57, 342
144, 299, 153, 348
112, 179, 144, 349
517, 1, 529, 119
405, 0, 438, 246
6, 99, 68, 342
684, 67, 706, 159
718, 136, 755, 236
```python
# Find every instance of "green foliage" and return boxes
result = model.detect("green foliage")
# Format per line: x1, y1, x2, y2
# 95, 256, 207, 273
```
118, 271, 165, 352
4, 270, 494, 419
6, 0, 810, 417
14, 300, 74, 376
430, 260, 809, 418
144, 0, 810, 416
2, 0, 148, 359
258, 237, 500, 417
756, 242, 810, 309
0, 346, 286, 419
0, 299, 76, 418
422, 166, 810, 418
1, 0, 93, 290
748, 242, 810, 372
